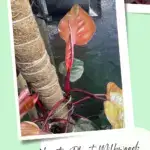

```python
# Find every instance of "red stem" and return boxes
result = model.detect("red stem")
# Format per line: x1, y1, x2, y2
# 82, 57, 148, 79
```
64, 70, 71, 94
72, 96, 91, 105
65, 107, 73, 133
42, 98, 67, 129
95, 94, 106, 96
32, 117, 45, 123
37, 100, 47, 115
44, 123, 49, 132
71, 88, 106, 101
64, 21, 75, 94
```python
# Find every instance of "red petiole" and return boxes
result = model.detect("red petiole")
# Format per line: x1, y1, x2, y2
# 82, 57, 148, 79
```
64, 21, 75, 94
36, 100, 47, 116
71, 88, 106, 101
42, 98, 67, 129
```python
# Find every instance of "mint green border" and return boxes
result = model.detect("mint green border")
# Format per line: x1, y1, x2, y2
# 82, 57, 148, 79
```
0, 1, 39, 149
126, 13, 150, 131
0, 0, 150, 149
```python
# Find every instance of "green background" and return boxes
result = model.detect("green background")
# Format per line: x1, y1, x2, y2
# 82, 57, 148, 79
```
0, 0, 150, 149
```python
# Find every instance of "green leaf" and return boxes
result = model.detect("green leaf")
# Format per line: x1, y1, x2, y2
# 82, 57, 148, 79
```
59, 58, 84, 82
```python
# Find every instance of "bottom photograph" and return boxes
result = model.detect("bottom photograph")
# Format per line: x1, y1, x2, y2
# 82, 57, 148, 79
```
11, 0, 132, 139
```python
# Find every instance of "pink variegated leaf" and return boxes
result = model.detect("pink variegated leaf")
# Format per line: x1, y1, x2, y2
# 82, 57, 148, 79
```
18, 88, 30, 103
19, 93, 39, 119
58, 4, 96, 46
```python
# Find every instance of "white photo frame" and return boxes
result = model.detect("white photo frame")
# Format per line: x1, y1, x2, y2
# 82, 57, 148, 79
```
40, 128, 150, 150
126, 4, 150, 13
8, 0, 134, 141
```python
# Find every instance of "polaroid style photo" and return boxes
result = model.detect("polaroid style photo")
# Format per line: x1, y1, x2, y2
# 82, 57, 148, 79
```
125, 0, 150, 13
8, 0, 134, 140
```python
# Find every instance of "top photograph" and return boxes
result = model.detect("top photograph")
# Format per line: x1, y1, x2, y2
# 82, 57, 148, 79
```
10, 0, 133, 140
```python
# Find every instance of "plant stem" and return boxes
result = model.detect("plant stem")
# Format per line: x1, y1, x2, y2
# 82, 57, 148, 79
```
32, 117, 45, 123
42, 98, 67, 129
72, 96, 90, 105
71, 88, 101, 98
71, 88, 107, 101
65, 107, 73, 133
37, 100, 47, 115
95, 94, 106, 97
